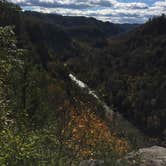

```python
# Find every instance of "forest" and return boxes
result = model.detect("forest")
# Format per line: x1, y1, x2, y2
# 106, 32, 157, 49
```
0, 0, 166, 165
67, 14, 166, 138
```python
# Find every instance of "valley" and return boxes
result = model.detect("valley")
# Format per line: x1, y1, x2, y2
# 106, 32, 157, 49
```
0, 0, 166, 165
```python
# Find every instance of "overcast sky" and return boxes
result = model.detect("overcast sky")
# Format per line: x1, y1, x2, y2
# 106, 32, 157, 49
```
8, 0, 166, 23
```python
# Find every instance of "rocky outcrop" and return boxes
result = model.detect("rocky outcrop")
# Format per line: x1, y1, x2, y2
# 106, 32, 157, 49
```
118, 146, 166, 166
79, 159, 104, 166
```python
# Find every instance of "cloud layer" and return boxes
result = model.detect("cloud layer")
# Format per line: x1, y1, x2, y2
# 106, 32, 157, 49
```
8, 0, 166, 23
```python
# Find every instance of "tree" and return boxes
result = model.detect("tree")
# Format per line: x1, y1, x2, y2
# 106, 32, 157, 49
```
0, 26, 24, 127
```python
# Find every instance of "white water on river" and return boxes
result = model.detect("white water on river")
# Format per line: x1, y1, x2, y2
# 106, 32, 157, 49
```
69, 73, 113, 115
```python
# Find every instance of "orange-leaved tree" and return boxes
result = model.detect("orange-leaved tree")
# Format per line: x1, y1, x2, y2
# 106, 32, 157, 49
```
58, 100, 130, 164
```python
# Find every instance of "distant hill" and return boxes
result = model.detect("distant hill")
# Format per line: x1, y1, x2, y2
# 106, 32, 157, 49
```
24, 11, 139, 38
0, 1, 138, 66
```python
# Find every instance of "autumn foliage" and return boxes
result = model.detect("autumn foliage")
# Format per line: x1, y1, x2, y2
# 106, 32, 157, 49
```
58, 101, 129, 162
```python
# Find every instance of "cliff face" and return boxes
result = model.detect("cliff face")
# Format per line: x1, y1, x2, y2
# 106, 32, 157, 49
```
119, 146, 166, 166
79, 146, 166, 166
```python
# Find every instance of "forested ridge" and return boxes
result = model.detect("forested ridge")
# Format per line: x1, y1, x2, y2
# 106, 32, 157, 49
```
0, 0, 166, 165
67, 14, 166, 138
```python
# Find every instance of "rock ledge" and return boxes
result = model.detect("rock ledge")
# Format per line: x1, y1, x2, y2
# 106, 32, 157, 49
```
120, 146, 166, 166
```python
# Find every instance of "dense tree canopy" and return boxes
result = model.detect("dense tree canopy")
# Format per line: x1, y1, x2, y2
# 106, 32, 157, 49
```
67, 15, 166, 139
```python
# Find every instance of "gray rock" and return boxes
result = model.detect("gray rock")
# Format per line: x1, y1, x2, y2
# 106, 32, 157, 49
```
79, 159, 104, 166
119, 146, 166, 166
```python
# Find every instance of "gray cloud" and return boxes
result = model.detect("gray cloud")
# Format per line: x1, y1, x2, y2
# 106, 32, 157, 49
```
8, 0, 166, 23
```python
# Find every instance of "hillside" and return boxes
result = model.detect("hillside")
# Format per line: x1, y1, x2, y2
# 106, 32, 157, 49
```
0, 3, 138, 66
24, 11, 138, 38
0, 0, 166, 165
67, 14, 166, 139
